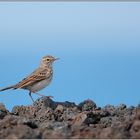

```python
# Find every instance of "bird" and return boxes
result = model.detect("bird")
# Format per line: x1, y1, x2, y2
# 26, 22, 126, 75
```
0, 55, 59, 102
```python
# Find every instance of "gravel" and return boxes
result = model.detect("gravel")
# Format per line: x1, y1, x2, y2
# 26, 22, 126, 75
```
0, 97, 140, 138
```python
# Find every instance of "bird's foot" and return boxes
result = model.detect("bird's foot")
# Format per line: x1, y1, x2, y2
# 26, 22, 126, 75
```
46, 95, 53, 99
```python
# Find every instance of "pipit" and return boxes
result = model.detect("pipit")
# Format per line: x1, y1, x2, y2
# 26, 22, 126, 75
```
0, 55, 59, 102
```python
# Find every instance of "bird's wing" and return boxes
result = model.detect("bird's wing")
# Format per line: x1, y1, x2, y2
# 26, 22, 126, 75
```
14, 68, 48, 89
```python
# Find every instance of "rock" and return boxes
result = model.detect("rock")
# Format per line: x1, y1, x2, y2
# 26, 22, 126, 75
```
72, 112, 87, 126
34, 97, 58, 110
0, 97, 140, 138
12, 105, 35, 118
78, 99, 96, 111
84, 111, 101, 125
98, 126, 130, 139
40, 121, 70, 139
4, 125, 40, 139
0, 114, 40, 139
58, 101, 76, 108
116, 104, 127, 110
55, 105, 64, 112
102, 105, 116, 116
70, 126, 95, 139
130, 120, 140, 138
0, 103, 7, 112
0, 103, 9, 119
63, 107, 79, 122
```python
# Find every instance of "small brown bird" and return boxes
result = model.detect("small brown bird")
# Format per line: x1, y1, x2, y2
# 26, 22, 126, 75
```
0, 55, 59, 102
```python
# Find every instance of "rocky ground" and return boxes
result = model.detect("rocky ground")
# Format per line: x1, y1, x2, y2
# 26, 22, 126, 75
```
0, 97, 140, 139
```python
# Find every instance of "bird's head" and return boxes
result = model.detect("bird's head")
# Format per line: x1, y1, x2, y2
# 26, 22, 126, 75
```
40, 55, 59, 67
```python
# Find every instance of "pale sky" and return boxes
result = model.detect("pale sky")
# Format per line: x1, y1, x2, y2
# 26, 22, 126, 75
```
0, 2, 140, 111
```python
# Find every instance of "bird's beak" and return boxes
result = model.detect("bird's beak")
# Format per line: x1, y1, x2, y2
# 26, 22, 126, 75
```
54, 58, 60, 61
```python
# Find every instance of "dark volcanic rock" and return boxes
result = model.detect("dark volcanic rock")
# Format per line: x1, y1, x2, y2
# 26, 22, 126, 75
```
0, 115, 40, 139
78, 99, 96, 111
0, 97, 139, 138
0, 103, 9, 119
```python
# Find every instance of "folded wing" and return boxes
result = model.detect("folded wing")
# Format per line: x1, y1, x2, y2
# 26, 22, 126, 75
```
14, 68, 48, 89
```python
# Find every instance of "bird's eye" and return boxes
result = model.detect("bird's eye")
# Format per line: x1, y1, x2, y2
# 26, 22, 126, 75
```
46, 59, 50, 61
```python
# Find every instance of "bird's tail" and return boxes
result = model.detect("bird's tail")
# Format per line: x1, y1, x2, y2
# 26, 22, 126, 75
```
0, 85, 14, 92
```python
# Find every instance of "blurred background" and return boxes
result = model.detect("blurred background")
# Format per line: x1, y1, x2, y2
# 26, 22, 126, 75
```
0, 2, 140, 111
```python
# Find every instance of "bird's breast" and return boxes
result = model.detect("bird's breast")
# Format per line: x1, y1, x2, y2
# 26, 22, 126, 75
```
29, 76, 52, 92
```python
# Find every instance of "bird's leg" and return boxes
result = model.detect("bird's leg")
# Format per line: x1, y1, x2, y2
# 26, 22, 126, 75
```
34, 92, 53, 99
33, 92, 45, 97
29, 91, 35, 103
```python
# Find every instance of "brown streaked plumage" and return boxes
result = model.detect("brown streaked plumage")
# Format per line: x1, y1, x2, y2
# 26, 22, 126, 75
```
0, 55, 59, 102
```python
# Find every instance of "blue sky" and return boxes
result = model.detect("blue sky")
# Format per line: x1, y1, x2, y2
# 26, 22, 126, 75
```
0, 2, 140, 111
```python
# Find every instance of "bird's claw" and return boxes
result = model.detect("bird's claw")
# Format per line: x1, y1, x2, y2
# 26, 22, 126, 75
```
46, 95, 53, 99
